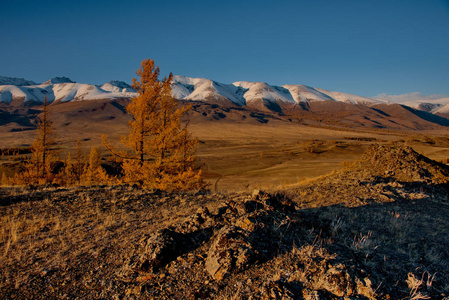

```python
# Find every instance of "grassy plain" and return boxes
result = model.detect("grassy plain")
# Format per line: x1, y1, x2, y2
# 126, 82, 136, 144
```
2, 100, 449, 191
190, 118, 449, 191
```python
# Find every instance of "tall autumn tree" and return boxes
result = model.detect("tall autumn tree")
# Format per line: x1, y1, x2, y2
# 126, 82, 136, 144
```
32, 96, 56, 183
14, 96, 56, 185
103, 59, 204, 190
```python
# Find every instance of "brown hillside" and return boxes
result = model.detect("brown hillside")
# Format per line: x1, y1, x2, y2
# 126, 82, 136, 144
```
356, 144, 449, 184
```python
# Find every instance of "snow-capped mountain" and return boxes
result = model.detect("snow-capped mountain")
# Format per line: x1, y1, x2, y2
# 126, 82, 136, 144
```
399, 98, 449, 115
233, 81, 295, 104
171, 76, 388, 110
0, 77, 136, 104
5, 75, 444, 115
100, 81, 136, 93
437, 102, 449, 114
171, 76, 246, 106
1, 75, 448, 130
282, 85, 334, 103
313, 88, 384, 106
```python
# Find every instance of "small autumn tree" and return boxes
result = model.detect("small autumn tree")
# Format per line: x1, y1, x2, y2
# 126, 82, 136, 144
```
82, 146, 112, 185
14, 96, 56, 185
63, 153, 76, 185
73, 140, 86, 184
103, 59, 204, 190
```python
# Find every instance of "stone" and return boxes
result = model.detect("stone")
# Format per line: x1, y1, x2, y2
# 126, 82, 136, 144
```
138, 228, 185, 272
205, 226, 256, 281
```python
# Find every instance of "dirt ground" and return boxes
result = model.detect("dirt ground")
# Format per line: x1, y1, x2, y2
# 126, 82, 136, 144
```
1, 144, 449, 299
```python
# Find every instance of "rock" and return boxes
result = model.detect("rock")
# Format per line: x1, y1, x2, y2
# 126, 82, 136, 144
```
359, 144, 449, 184
243, 200, 263, 213
302, 289, 318, 300
262, 193, 296, 212
205, 226, 256, 281
138, 229, 186, 272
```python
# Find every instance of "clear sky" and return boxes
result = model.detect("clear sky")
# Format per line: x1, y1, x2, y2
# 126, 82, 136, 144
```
1, 0, 448, 98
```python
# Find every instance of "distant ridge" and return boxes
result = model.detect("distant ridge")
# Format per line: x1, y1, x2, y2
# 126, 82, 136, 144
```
0, 76, 137, 104
399, 98, 449, 115
1, 75, 448, 118
42, 77, 75, 85
0, 76, 37, 86
100, 81, 136, 93
171, 76, 389, 111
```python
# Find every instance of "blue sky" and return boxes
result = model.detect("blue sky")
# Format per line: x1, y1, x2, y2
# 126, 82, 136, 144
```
1, 0, 448, 98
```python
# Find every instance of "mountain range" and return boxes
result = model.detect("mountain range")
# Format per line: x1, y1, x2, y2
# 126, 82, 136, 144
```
1, 75, 449, 119
0, 76, 135, 105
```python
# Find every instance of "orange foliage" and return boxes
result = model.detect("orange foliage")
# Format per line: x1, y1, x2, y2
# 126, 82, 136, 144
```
13, 97, 57, 185
104, 59, 205, 190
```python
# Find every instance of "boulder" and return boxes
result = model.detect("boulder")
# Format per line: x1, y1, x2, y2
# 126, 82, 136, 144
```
205, 225, 256, 281
138, 229, 185, 272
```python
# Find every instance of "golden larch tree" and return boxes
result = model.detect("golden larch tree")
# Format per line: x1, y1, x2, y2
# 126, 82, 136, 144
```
14, 96, 57, 185
83, 146, 110, 185
33, 96, 55, 180
104, 59, 204, 190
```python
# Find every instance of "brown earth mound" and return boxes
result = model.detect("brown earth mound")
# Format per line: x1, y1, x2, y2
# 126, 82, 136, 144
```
293, 144, 449, 208
357, 144, 449, 184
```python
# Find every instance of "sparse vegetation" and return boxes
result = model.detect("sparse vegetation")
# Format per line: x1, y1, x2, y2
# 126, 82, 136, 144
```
1, 145, 449, 299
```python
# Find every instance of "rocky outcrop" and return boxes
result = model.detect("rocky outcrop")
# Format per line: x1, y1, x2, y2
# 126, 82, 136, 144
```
205, 225, 256, 281
130, 191, 298, 281
126, 189, 384, 299
137, 229, 187, 272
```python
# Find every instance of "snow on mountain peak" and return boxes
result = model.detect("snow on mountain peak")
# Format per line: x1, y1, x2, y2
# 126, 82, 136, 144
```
0, 74, 419, 112
172, 75, 205, 86
108, 80, 133, 89
400, 98, 449, 114
42, 77, 75, 85
171, 76, 385, 111
100, 81, 136, 93
0, 77, 137, 104
282, 84, 333, 103
172, 76, 246, 105
233, 81, 296, 105
314, 88, 388, 106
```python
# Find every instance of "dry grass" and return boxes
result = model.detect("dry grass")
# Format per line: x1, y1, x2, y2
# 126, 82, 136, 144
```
0, 186, 227, 298
1, 173, 449, 299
